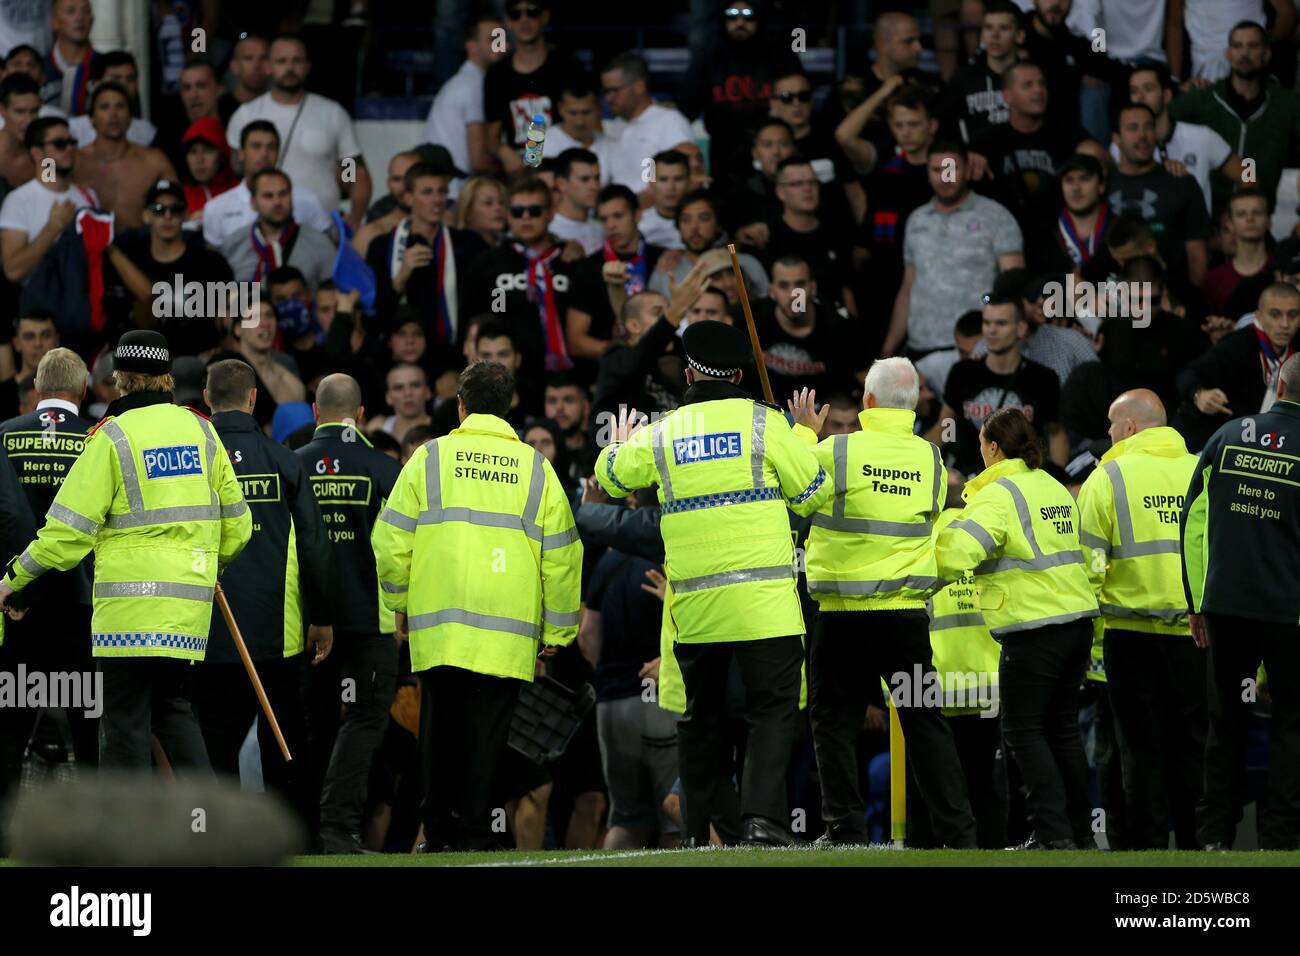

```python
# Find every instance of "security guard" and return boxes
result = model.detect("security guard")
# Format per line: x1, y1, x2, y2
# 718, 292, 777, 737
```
0, 330, 252, 771
0, 347, 97, 769
1183, 355, 1300, 850
789, 359, 976, 848
193, 359, 334, 824
928, 504, 1005, 848
0, 445, 36, 843
935, 406, 1099, 849
372, 360, 582, 851
1078, 388, 1203, 850
596, 320, 833, 847
295, 373, 402, 854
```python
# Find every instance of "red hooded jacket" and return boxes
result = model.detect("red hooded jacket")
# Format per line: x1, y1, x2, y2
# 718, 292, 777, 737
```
181, 116, 238, 212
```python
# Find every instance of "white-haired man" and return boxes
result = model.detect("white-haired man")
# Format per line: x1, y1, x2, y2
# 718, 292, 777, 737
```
789, 359, 977, 848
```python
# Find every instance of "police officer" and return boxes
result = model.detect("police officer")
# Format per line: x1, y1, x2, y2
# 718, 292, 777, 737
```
935, 407, 1099, 849
0, 347, 97, 768
1183, 355, 1300, 850
372, 360, 582, 851
596, 320, 833, 847
192, 359, 334, 823
789, 358, 977, 848
1077, 388, 1203, 850
0, 330, 252, 771
296, 373, 402, 854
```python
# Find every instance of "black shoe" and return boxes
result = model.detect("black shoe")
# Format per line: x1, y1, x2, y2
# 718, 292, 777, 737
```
742, 816, 795, 847
318, 830, 376, 855
1202, 841, 1231, 852
814, 822, 869, 846
1008, 835, 1079, 851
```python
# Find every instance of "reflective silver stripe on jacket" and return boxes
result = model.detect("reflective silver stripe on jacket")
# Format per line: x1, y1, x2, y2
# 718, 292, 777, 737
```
379, 507, 417, 532
751, 403, 766, 488
418, 445, 565, 546
426, 439, 442, 510
522, 450, 545, 529
16, 547, 49, 578
106, 504, 220, 529
930, 442, 943, 515
419, 506, 540, 540
673, 564, 795, 594
808, 575, 941, 596
991, 608, 1099, 636
930, 612, 986, 631
979, 477, 1083, 574
47, 501, 100, 536
543, 608, 580, 627
950, 518, 997, 556
408, 607, 540, 638
220, 500, 248, 519
93, 581, 215, 601
1103, 461, 1181, 560
831, 433, 848, 521
380, 580, 408, 593
102, 420, 144, 513
652, 419, 674, 502
1099, 603, 1187, 622
812, 514, 932, 537
1079, 530, 1110, 554
542, 527, 579, 549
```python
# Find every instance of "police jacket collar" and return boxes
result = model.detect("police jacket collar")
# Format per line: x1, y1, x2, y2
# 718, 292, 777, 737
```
452, 413, 520, 440
964, 456, 1029, 500
683, 380, 747, 405
1101, 425, 1189, 464
859, 406, 916, 434
103, 389, 173, 419
210, 410, 260, 432
312, 421, 375, 447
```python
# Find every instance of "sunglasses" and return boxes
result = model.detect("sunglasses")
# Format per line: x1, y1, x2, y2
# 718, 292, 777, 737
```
149, 202, 186, 217
725, 6, 756, 18
42, 136, 78, 150
510, 204, 546, 219
775, 90, 813, 104
508, 4, 542, 20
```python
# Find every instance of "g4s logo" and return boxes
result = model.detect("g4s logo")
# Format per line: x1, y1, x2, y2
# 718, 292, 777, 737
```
231, 449, 243, 463
316, 456, 342, 474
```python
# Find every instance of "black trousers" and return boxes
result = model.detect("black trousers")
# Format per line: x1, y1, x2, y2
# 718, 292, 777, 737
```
418, 665, 521, 851
675, 634, 803, 845
192, 654, 311, 824
97, 657, 211, 773
999, 619, 1093, 844
810, 609, 977, 848
1091, 681, 1127, 849
307, 631, 398, 839
1104, 630, 1207, 849
1200, 614, 1300, 849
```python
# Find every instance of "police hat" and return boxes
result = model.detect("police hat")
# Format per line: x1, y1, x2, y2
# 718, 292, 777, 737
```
114, 329, 171, 375
682, 319, 750, 378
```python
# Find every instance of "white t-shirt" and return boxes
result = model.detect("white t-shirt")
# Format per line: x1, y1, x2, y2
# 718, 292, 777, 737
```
1188, 0, 1264, 81
0, 2, 51, 56
67, 114, 157, 148
1066, 0, 1167, 64
424, 58, 484, 201
542, 125, 613, 184
201, 179, 333, 248
226, 92, 362, 213
0, 178, 96, 240
547, 211, 604, 255
1108, 120, 1231, 215
605, 103, 693, 193
638, 206, 684, 250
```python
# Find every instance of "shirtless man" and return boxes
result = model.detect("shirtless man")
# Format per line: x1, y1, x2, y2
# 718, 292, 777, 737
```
73, 81, 176, 227
0, 73, 41, 188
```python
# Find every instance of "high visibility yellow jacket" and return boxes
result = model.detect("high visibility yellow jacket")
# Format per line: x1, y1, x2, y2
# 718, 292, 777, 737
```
928, 509, 1000, 716
372, 413, 582, 681
794, 407, 943, 611
1077, 425, 1197, 636
1, 393, 251, 660
935, 457, 1098, 637
595, 381, 832, 643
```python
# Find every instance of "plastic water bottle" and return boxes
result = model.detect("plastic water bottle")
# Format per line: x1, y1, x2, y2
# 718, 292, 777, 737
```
524, 114, 546, 168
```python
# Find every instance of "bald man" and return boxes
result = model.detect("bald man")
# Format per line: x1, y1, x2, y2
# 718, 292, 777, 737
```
1076, 389, 1204, 850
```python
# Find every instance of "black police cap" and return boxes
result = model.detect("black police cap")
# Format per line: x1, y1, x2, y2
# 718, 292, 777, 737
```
114, 329, 172, 375
682, 319, 751, 377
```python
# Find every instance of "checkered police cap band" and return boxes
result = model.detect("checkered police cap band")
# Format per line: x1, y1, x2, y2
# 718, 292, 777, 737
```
687, 355, 739, 378
115, 344, 170, 364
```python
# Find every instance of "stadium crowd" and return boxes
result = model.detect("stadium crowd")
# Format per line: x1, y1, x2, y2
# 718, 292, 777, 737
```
1, 0, 1299, 854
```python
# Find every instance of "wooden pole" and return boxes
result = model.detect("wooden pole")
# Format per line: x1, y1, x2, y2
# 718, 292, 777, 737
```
214, 582, 292, 762
726, 243, 774, 404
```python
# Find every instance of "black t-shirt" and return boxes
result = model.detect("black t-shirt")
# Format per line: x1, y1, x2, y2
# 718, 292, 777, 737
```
863, 151, 933, 283
1107, 166, 1210, 285
745, 297, 867, 401
760, 217, 851, 303
484, 48, 582, 148
943, 356, 1060, 474
939, 58, 1010, 144
567, 242, 665, 385
586, 548, 662, 702
113, 232, 235, 357
973, 121, 1089, 232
